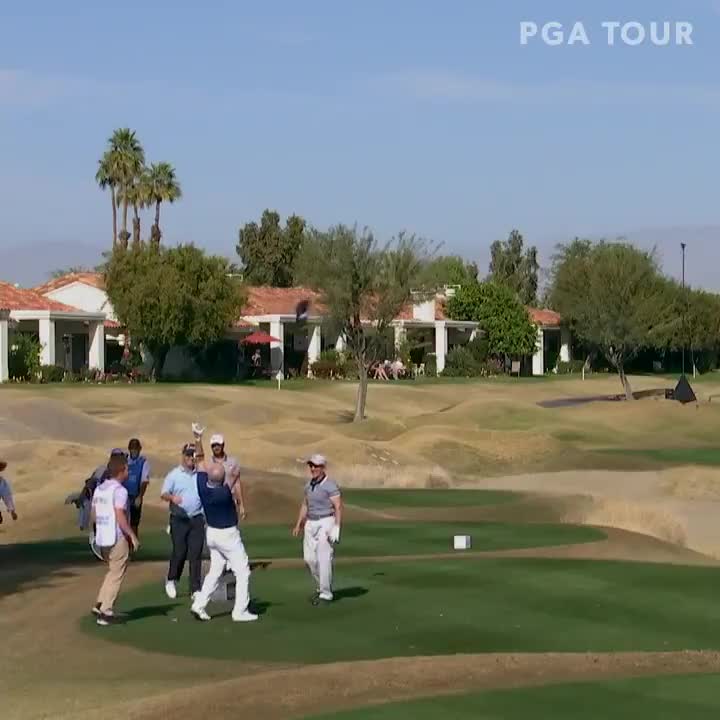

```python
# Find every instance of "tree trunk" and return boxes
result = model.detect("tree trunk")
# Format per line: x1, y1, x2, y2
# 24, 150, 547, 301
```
111, 187, 118, 247
132, 204, 141, 246
354, 362, 369, 421
152, 345, 169, 380
119, 199, 130, 249
122, 200, 128, 236
618, 362, 634, 401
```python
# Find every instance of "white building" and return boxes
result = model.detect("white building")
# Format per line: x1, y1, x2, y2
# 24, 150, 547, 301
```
0, 273, 569, 382
0, 281, 106, 382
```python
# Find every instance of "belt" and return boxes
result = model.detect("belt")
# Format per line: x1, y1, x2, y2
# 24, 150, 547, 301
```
307, 513, 334, 521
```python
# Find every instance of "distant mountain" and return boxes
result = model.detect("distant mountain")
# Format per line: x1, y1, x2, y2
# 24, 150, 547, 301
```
1, 241, 106, 288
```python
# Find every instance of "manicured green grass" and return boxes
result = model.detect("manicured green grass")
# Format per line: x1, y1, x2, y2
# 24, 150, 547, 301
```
2, 521, 602, 567
303, 673, 720, 719
343, 489, 517, 509
600, 447, 720, 468
88, 558, 720, 663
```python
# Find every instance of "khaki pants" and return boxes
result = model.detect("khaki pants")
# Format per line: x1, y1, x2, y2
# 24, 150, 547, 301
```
96, 535, 130, 613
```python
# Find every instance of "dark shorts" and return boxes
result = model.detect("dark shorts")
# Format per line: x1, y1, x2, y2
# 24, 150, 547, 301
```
129, 500, 143, 529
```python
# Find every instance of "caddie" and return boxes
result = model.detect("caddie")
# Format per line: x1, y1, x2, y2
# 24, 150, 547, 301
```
292, 454, 343, 605
125, 438, 150, 537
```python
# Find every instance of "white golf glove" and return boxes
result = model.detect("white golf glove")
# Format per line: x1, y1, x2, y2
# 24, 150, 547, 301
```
191, 422, 205, 439
328, 525, 341, 544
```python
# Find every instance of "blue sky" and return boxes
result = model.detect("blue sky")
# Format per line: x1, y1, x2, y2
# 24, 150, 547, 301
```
1, 0, 719, 287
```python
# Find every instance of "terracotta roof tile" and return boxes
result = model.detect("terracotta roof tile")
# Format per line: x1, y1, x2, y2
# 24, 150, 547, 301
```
0, 282, 82, 312
34, 272, 105, 295
241, 286, 326, 317
528, 307, 561, 327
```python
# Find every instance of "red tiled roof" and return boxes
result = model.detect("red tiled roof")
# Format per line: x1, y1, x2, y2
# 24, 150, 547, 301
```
104, 319, 122, 329
34, 272, 105, 295
240, 286, 326, 317
528, 307, 561, 327
0, 282, 82, 312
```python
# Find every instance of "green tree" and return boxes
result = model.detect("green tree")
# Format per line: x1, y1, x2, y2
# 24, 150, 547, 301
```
104, 244, 244, 378
417, 255, 478, 288
144, 162, 182, 246
447, 282, 537, 359
309, 225, 427, 421
488, 229, 539, 305
236, 210, 306, 286
664, 284, 720, 376
548, 240, 674, 399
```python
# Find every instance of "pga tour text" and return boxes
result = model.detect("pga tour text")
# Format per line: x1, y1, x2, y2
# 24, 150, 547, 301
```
520, 21, 694, 47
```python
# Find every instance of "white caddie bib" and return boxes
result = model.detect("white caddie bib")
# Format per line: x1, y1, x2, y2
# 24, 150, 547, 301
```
93, 482, 119, 548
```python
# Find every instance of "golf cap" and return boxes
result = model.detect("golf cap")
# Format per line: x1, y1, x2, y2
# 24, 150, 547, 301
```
210, 434, 225, 446
110, 448, 127, 458
307, 454, 327, 467
182, 443, 196, 457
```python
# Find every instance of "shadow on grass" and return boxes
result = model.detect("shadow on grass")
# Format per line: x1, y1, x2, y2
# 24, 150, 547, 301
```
333, 586, 369, 602
123, 603, 177, 622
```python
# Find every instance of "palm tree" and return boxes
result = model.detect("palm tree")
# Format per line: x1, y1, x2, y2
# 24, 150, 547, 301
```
95, 152, 118, 247
144, 162, 182, 246
108, 128, 145, 248
120, 175, 150, 246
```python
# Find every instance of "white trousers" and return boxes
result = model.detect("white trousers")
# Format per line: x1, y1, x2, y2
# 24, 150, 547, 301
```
194, 526, 250, 616
303, 517, 335, 599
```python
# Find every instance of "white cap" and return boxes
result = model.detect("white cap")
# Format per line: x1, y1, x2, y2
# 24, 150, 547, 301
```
210, 434, 225, 446
308, 454, 327, 466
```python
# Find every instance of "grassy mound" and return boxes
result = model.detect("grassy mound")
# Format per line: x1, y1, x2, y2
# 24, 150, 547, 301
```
303, 673, 720, 719
87, 557, 720, 663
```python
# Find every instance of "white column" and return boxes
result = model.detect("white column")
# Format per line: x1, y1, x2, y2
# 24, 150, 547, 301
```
307, 323, 321, 374
532, 326, 544, 376
469, 327, 478, 342
393, 323, 406, 351
89, 321, 105, 370
0, 311, 9, 383
270, 319, 285, 379
560, 326, 571, 363
335, 334, 346, 352
39, 317, 56, 366
434, 321, 447, 375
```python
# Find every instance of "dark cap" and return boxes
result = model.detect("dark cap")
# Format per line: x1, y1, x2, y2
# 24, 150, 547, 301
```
182, 443, 196, 457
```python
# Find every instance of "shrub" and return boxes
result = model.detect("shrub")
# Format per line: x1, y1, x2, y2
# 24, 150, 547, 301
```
442, 336, 498, 378
556, 359, 587, 374
424, 353, 437, 376
8, 334, 42, 381
39, 364, 66, 383
311, 349, 347, 379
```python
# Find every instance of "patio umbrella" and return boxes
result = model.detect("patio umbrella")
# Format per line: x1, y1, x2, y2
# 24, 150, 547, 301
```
240, 330, 281, 344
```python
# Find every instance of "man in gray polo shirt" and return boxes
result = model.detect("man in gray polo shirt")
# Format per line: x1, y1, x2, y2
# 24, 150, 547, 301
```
292, 454, 343, 605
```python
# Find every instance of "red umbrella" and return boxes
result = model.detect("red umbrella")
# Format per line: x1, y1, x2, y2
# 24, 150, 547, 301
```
241, 330, 281, 345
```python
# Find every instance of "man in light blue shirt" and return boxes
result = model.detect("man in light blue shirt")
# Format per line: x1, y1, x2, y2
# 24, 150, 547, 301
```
160, 443, 205, 600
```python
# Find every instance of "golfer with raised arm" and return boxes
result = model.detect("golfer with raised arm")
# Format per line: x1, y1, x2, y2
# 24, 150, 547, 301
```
190, 424, 257, 623
292, 454, 343, 605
